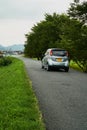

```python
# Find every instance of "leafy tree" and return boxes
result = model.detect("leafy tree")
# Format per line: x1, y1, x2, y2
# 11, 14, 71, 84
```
24, 11, 87, 72
67, 1, 87, 72
68, 1, 87, 24
24, 13, 70, 59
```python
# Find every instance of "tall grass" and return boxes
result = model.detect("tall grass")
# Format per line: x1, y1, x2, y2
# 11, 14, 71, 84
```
0, 58, 45, 130
70, 60, 82, 72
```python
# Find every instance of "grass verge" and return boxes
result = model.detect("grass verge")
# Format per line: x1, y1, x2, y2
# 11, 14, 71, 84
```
70, 60, 82, 72
0, 57, 45, 130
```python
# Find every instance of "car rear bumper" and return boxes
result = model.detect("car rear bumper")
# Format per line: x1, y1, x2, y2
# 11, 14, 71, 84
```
48, 59, 69, 68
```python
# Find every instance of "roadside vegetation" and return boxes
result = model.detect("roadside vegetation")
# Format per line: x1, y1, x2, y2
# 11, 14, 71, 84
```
0, 56, 12, 66
24, 1, 87, 72
0, 57, 45, 130
70, 60, 82, 72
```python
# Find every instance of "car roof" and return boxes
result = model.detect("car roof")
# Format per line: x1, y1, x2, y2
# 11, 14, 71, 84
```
47, 48, 67, 51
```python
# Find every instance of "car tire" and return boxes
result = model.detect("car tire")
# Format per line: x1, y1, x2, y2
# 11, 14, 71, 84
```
42, 65, 44, 69
47, 64, 51, 71
41, 62, 44, 69
65, 67, 69, 72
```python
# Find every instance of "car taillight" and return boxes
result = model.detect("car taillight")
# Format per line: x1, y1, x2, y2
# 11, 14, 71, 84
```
50, 50, 53, 56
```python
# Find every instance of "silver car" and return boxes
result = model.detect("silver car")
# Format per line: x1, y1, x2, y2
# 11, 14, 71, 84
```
41, 48, 69, 72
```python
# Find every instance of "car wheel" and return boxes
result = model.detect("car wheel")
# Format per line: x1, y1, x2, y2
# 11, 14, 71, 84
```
41, 62, 44, 69
41, 65, 44, 69
47, 64, 51, 71
65, 67, 69, 72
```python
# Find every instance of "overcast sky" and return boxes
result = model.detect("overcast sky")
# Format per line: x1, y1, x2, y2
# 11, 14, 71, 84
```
0, 0, 84, 46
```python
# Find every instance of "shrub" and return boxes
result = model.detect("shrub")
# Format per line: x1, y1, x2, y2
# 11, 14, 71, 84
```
0, 57, 12, 66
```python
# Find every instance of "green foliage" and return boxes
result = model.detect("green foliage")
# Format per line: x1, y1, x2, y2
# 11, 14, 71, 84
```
59, 18, 87, 72
24, 5, 87, 72
67, 1, 87, 72
70, 60, 82, 72
68, 1, 87, 24
0, 57, 45, 130
24, 13, 70, 59
0, 57, 12, 66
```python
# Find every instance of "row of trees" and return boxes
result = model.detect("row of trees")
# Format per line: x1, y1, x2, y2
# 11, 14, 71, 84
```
24, 1, 87, 72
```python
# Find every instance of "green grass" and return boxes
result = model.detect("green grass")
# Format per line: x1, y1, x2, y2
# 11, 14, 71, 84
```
0, 58, 45, 130
70, 60, 82, 72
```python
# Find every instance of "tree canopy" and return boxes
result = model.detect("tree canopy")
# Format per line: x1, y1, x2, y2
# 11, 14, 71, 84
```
68, 1, 87, 24
24, 1, 87, 72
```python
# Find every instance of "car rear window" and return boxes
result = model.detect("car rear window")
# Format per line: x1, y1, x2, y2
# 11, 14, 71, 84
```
52, 50, 68, 56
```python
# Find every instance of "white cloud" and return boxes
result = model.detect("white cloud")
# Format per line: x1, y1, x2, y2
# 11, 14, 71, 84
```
0, 0, 85, 46
0, 0, 73, 19
0, 19, 35, 46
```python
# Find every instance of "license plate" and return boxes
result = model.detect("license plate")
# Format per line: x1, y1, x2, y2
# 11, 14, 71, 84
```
56, 58, 62, 62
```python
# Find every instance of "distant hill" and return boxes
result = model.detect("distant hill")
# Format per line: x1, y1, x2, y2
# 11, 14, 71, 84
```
0, 45, 5, 51
0, 44, 24, 51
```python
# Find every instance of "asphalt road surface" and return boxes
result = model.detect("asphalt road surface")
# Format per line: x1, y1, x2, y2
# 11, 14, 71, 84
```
18, 56, 87, 130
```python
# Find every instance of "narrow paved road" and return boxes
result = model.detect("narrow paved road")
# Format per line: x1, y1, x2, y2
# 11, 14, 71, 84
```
19, 56, 87, 130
